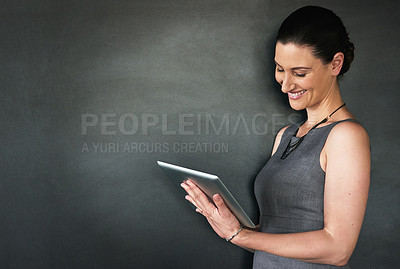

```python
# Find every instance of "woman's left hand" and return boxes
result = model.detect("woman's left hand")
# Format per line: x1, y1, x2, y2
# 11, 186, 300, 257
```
180, 179, 241, 240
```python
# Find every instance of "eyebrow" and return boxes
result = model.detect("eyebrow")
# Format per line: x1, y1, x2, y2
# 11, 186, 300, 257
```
274, 60, 312, 70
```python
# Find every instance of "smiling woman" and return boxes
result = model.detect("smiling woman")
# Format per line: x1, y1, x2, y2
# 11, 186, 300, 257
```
181, 5, 370, 269
274, 42, 338, 111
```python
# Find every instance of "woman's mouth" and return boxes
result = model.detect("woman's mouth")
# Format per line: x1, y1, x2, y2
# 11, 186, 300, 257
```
288, 90, 307, 100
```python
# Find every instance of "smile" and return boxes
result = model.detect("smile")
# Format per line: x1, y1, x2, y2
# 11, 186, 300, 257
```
288, 90, 307, 99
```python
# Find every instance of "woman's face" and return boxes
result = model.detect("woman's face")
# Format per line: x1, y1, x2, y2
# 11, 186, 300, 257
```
274, 42, 337, 111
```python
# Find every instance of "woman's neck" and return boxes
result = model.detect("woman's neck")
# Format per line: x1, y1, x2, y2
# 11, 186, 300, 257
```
304, 83, 344, 127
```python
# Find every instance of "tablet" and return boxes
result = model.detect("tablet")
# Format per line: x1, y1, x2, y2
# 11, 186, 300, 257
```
157, 160, 256, 228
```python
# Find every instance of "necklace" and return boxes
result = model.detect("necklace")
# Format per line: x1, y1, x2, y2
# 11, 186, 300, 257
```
280, 103, 346, 160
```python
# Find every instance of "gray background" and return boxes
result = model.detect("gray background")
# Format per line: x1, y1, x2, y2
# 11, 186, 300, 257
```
1, 0, 399, 268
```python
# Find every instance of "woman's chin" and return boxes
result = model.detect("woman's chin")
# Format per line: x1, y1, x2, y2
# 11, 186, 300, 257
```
288, 100, 305, 111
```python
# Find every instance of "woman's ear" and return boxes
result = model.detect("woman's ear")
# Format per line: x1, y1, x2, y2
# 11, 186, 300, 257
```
331, 52, 344, 76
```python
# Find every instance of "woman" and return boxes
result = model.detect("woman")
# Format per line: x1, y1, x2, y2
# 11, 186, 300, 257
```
181, 6, 370, 268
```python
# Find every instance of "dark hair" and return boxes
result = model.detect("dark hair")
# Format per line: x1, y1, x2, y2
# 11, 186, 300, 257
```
277, 6, 354, 76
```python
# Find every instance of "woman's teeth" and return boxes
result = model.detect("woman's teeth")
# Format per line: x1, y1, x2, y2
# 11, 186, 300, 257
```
288, 90, 306, 99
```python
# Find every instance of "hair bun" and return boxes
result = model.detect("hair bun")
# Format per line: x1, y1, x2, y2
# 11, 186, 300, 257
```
341, 41, 355, 75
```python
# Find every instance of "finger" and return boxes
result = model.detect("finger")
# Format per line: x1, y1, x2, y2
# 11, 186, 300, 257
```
181, 182, 198, 202
182, 180, 215, 216
181, 183, 207, 212
185, 180, 216, 212
181, 182, 196, 199
184, 194, 199, 209
181, 180, 206, 205
181, 182, 201, 207
195, 207, 204, 215
184, 195, 206, 216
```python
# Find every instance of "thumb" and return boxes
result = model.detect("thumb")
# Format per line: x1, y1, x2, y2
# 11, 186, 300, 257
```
213, 194, 234, 218
213, 194, 225, 208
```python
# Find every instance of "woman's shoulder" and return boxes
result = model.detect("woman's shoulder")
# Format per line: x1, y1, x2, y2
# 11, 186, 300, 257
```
326, 119, 370, 151
329, 119, 368, 137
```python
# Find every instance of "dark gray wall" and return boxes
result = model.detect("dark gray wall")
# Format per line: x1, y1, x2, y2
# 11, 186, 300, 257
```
1, 0, 399, 268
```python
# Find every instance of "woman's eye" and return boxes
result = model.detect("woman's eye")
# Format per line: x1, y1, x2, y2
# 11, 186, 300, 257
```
294, 73, 306, 77
276, 68, 284, 72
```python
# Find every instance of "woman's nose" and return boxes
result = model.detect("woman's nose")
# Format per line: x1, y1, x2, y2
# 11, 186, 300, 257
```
281, 74, 295, 93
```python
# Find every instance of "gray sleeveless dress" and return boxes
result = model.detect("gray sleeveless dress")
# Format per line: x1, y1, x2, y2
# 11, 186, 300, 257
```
253, 119, 355, 269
